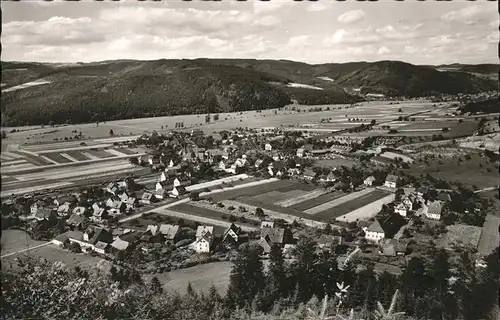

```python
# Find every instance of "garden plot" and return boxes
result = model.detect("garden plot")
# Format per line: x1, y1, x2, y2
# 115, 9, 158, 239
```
333, 192, 395, 223
304, 188, 374, 215
208, 180, 298, 202
290, 191, 346, 212
64, 150, 92, 161
42, 152, 74, 164
85, 149, 116, 158
276, 189, 329, 207
437, 224, 482, 250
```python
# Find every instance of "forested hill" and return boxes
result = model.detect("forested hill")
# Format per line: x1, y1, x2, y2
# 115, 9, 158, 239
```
1, 59, 497, 126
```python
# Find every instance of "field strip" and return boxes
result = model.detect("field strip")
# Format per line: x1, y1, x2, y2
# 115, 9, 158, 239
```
225, 199, 329, 229
60, 153, 79, 162
158, 208, 256, 232
104, 149, 129, 157
93, 135, 142, 143
185, 174, 249, 192
334, 194, 395, 223
1, 159, 27, 166
3, 151, 24, 159
1, 242, 51, 259
276, 189, 329, 207
66, 167, 141, 182
13, 161, 132, 181
15, 149, 39, 157
40, 155, 59, 165
0, 155, 14, 161
81, 151, 100, 160
36, 144, 112, 154
1, 163, 38, 173
477, 214, 500, 256
26, 163, 136, 181
304, 188, 374, 215
0, 182, 73, 197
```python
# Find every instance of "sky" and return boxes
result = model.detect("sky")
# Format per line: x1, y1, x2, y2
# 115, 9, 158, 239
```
2, 0, 498, 65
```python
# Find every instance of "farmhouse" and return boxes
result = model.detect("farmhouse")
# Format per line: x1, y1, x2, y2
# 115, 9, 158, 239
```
426, 201, 443, 220
170, 185, 187, 198
417, 186, 429, 197
379, 239, 409, 256
394, 203, 408, 217
94, 241, 110, 255
303, 168, 317, 180
141, 225, 164, 243
317, 234, 343, 250
364, 176, 376, 186
221, 223, 247, 248
140, 192, 154, 204
35, 208, 55, 221
191, 226, 214, 253
260, 227, 293, 246
264, 143, 272, 151
66, 213, 85, 229
384, 175, 399, 189
364, 220, 386, 243
57, 203, 71, 217
159, 224, 180, 243
436, 192, 452, 203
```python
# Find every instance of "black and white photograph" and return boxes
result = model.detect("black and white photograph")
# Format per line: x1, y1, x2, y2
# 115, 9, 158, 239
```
1, 0, 499, 319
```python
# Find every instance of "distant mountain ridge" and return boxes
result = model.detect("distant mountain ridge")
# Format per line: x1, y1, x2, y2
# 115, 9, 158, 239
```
1, 59, 497, 126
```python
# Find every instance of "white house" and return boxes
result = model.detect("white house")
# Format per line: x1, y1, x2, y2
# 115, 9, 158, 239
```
296, 148, 305, 157
384, 175, 398, 189
364, 176, 376, 186
191, 226, 214, 253
265, 143, 272, 151
170, 186, 187, 198
426, 201, 442, 220
364, 220, 385, 243
168, 159, 175, 168
394, 203, 408, 217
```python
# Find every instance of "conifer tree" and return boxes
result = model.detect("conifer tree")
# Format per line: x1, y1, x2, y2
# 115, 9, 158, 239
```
150, 276, 163, 295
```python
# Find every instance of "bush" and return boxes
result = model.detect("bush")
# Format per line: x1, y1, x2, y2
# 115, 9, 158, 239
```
227, 206, 235, 211
228, 215, 237, 222
217, 202, 225, 208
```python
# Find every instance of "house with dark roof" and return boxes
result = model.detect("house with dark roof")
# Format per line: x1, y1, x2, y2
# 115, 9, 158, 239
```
54, 195, 77, 207
83, 227, 113, 246
260, 227, 293, 246
170, 185, 187, 198
221, 223, 248, 249
140, 225, 164, 243
363, 220, 386, 243
317, 234, 343, 250
417, 186, 429, 197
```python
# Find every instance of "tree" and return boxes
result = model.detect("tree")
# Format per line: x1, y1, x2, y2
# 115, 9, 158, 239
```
255, 207, 265, 218
290, 237, 318, 303
150, 276, 163, 294
190, 192, 201, 201
1, 130, 6, 139
109, 129, 114, 136
226, 244, 265, 309
260, 244, 287, 312
370, 119, 376, 126
398, 108, 402, 113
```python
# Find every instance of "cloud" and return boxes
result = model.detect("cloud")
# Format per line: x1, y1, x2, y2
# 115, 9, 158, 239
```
441, 5, 482, 21
307, 2, 328, 12
377, 46, 391, 55
253, 15, 281, 27
323, 27, 380, 45
375, 25, 421, 40
404, 46, 417, 54
337, 10, 365, 24
287, 35, 310, 48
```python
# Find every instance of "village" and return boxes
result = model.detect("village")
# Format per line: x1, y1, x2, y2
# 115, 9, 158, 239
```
2, 123, 495, 277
